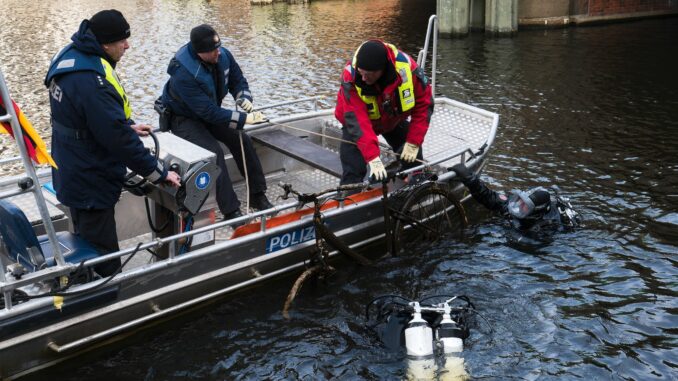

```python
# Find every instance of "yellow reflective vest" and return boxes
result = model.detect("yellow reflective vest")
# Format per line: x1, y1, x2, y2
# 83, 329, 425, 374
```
351, 43, 415, 120
100, 58, 132, 119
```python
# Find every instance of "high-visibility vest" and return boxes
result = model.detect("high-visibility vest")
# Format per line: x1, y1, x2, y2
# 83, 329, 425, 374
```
100, 58, 132, 119
351, 42, 415, 120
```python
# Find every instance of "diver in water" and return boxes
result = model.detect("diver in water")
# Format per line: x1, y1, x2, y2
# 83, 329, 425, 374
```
451, 163, 581, 232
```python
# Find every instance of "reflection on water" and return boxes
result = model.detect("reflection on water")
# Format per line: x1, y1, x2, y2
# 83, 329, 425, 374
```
2, 1, 677, 380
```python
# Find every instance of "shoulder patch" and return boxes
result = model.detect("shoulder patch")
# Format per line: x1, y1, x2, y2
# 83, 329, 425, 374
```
56, 58, 75, 69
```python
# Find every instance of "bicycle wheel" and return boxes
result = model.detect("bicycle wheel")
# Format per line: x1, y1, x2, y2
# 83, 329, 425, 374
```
392, 184, 467, 254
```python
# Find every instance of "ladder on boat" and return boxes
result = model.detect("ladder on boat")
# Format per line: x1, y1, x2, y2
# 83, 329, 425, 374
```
0, 68, 67, 308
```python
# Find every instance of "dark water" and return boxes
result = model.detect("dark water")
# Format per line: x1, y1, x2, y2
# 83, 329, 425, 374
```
2, 0, 677, 380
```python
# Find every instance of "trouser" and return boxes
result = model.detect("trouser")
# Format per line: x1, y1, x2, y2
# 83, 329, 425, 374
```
171, 116, 267, 215
69, 207, 121, 277
339, 121, 424, 185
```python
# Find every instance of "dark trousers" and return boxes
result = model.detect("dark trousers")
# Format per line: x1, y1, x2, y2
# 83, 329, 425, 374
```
339, 122, 424, 185
70, 207, 121, 277
171, 116, 267, 215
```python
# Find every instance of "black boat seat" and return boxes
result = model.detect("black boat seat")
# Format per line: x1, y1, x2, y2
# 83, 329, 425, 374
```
251, 129, 342, 177
0, 199, 100, 272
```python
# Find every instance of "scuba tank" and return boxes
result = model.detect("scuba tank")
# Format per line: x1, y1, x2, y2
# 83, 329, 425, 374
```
404, 302, 434, 358
365, 295, 475, 379
438, 302, 464, 355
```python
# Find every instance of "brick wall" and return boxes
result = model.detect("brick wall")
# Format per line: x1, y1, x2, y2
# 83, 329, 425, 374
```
583, 0, 678, 16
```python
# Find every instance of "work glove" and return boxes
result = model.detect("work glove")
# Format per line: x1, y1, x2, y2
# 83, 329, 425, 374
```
245, 111, 267, 125
367, 157, 387, 182
236, 98, 254, 113
400, 142, 420, 163
450, 163, 473, 183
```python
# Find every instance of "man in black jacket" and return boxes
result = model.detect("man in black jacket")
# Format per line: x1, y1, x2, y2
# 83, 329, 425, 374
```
45, 10, 180, 276
160, 24, 272, 222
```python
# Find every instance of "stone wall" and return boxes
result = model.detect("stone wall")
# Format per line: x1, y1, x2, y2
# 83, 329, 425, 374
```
519, 0, 678, 27
586, 0, 678, 15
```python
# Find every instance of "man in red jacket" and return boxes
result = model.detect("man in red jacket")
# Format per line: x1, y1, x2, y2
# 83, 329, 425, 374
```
335, 39, 434, 184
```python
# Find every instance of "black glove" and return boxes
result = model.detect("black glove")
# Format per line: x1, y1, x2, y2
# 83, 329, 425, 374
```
451, 163, 473, 182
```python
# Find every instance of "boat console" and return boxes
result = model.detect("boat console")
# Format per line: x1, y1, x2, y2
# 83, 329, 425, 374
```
130, 131, 221, 255
135, 131, 220, 216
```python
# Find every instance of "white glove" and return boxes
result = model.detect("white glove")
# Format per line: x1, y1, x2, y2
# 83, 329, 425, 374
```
367, 157, 387, 181
245, 111, 267, 125
400, 142, 420, 163
236, 98, 254, 113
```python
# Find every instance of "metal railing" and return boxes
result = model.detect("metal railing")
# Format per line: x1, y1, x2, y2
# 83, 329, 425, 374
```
0, 69, 64, 263
417, 15, 438, 93
0, 67, 68, 309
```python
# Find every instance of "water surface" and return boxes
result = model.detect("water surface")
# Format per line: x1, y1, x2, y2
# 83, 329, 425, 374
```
1, 0, 676, 380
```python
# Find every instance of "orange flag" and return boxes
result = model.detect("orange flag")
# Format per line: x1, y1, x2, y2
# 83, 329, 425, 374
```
0, 95, 57, 168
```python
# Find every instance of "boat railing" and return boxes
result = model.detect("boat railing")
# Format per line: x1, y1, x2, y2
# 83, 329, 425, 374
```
417, 15, 438, 93
0, 97, 325, 166
0, 68, 68, 280
254, 96, 324, 112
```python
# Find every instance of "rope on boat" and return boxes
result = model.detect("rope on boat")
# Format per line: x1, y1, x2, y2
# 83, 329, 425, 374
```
239, 131, 250, 213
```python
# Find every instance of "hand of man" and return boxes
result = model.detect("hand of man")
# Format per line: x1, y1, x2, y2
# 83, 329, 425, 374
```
236, 98, 254, 113
245, 111, 267, 125
164, 171, 182, 187
368, 157, 387, 181
400, 142, 420, 163
450, 163, 472, 182
131, 124, 152, 136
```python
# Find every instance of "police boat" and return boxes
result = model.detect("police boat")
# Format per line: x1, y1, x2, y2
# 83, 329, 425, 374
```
0, 16, 498, 379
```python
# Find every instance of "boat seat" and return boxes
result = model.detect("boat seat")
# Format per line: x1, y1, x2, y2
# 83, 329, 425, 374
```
0, 199, 100, 272
251, 129, 343, 177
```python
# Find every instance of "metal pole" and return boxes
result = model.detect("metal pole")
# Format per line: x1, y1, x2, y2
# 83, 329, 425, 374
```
432, 16, 438, 94
0, 68, 65, 266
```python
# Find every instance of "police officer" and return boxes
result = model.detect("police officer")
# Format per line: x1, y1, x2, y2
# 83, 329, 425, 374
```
45, 10, 181, 276
451, 163, 580, 230
335, 40, 434, 184
159, 24, 272, 222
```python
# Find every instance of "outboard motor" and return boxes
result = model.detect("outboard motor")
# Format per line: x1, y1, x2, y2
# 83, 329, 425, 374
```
366, 295, 475, 380
127, 132, 220, 256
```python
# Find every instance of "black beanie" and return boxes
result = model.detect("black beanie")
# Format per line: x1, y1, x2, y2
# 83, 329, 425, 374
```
355, 40, 388, 71
89, 10, 130, 44
190, 24, 222, 53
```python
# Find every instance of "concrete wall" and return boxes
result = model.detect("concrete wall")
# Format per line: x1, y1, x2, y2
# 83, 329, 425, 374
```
519, 0, 678, 27
470, 0, 486, 30
519, 0, 570, 18
587, 0, 678, 15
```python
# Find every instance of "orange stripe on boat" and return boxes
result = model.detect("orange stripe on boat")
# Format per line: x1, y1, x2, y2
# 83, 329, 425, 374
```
231, 188, 382, 239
